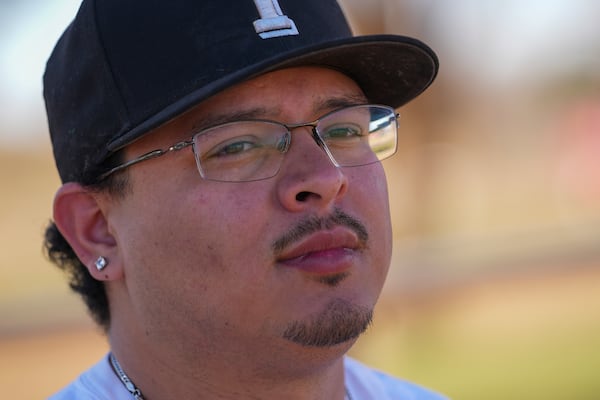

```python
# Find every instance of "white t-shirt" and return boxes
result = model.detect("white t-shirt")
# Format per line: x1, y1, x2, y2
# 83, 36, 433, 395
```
49, 354, 448, 399
344, 357, 447, 399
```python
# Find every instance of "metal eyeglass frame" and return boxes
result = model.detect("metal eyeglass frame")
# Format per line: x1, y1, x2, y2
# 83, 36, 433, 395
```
98, 104, 399, 182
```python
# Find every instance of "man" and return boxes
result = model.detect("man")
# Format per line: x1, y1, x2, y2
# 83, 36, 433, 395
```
44, 0, 444, 398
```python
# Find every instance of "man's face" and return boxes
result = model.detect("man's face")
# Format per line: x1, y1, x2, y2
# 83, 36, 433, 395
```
104, 66, 393, 368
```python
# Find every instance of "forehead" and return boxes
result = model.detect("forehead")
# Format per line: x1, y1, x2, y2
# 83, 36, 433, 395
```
189, 66, 366, 123
127, 66, 366, 152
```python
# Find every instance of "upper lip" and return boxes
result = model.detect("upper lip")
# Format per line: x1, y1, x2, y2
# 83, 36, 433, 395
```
275, 227, 363, 262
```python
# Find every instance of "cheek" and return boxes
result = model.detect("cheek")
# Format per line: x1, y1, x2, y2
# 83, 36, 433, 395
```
348, 165, 393, 276
121, 188, 245, 275
350, 164, 392, 233
111, 185, 277, 340
116, 182, 273, 293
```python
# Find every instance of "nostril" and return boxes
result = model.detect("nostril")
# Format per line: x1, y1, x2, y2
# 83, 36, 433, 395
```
295, 191, 311, 202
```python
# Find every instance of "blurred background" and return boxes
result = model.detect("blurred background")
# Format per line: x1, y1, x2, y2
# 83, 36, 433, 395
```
1, 1, 599, 398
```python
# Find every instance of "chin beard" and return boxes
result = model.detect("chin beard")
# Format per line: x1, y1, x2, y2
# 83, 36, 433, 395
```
282, 299, 373, 347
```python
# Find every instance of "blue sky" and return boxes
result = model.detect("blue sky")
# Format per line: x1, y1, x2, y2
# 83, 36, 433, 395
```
0, 0, 81, 148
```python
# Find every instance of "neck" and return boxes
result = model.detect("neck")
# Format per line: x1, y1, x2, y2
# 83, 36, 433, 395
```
108, 333, 350, 400
106, 283, 355, 399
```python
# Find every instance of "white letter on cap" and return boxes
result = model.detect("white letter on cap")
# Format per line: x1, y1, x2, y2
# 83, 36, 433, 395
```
252, 0, 299, 39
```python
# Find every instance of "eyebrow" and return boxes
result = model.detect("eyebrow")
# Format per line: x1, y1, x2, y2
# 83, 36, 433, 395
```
315, 93, 369, 112
189, 93, 369, 133
190, 108, 270, 132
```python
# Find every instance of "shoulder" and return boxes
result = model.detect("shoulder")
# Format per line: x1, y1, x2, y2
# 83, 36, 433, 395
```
48, 354, 130, 400
344, 357, 449, 400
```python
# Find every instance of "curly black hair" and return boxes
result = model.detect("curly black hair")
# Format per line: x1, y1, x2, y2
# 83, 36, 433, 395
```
44, 155, 129, 331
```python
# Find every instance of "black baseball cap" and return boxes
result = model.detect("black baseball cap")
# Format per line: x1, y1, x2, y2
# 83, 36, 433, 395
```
44, 0, 438, 183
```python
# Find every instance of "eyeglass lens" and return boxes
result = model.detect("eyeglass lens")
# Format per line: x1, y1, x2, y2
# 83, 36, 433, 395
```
192, 105, 398, 182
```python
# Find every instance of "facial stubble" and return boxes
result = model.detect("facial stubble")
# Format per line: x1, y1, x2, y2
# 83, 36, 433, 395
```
275, 208, 374, 347
282, 298, 373, 347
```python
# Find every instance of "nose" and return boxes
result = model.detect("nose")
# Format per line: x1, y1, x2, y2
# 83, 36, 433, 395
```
276, 127, 348, 213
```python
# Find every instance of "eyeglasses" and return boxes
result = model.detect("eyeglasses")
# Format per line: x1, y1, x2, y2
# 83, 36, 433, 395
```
99, 104, 399, 182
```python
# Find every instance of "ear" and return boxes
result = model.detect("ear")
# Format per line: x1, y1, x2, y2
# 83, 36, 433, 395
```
53, 182, 124, 281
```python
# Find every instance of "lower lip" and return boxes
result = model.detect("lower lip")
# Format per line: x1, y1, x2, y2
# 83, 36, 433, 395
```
279, 248, 356, 275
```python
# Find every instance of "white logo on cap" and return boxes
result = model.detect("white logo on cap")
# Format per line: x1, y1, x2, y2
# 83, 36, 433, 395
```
252, 0, 299, 39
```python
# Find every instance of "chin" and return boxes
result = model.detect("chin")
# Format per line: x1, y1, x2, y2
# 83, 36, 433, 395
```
282, 298, 373, 348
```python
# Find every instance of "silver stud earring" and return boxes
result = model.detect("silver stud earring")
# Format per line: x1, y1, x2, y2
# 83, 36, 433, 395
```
94, 256, 108, 271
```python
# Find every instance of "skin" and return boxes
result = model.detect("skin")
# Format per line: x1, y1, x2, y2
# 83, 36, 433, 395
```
54, 66, 393, 399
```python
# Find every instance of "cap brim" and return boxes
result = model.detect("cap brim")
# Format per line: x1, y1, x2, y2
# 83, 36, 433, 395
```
108, 34, 438, 152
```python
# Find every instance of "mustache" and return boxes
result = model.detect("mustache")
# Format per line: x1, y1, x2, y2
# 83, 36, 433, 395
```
272, 208, 369, 256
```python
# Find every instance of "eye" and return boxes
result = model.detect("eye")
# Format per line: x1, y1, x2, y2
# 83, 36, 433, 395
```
206, 137, 261, 159
217, 141, 255, 155
323, 123, 363, 139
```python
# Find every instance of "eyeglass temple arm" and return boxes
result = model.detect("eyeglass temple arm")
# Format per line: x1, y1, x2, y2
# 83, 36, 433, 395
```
99, 140, 194, 180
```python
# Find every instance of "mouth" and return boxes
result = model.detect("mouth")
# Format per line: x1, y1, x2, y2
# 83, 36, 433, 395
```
275, 227, 364, 275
